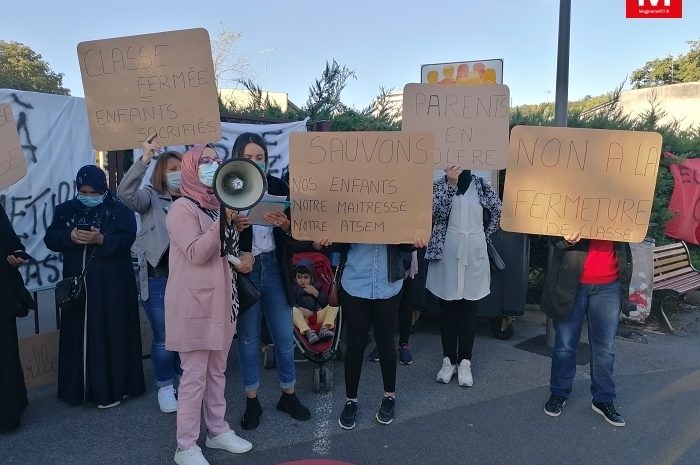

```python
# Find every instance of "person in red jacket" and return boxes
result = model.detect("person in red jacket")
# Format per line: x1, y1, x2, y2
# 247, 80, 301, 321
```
541, 232, 632, 427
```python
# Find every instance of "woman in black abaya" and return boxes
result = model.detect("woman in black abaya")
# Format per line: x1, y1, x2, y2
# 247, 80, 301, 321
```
0, 205, 33, 431
45, 165, 145, 408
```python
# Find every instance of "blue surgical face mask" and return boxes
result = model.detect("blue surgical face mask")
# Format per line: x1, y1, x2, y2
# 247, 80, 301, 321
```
166, 171, 181, 191
77, 194, 104, 208
256, 162, 266, 172
198, 162, 220, 187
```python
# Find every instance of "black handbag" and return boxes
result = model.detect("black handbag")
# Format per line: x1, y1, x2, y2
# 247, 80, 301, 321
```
236, 273, 261, 313
487, 241, 505, 273
56, 247, 95, 309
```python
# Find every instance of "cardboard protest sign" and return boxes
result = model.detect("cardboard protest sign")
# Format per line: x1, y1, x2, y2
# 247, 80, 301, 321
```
289, 132, 434, 244
501, 125, 663, 242
0, 103, 27, 190
18, 331, 60, 390
77, 28, 221, 151
402, 83, 509, 170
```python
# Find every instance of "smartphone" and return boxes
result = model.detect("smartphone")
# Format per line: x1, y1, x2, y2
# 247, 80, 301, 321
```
11, 250, 33, 261
76, 224, 92, 231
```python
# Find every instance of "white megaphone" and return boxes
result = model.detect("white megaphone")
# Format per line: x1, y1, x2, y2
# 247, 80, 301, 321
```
213, 158, 267, 211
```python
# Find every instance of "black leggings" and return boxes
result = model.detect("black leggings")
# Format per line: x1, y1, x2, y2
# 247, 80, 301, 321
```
439, 298, 478, 364
398, 277, 415, 345
342, 289, 401, 399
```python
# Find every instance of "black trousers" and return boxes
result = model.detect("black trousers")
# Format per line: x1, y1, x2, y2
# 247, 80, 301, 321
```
342, 289, 401, 399
439, 298, 478, 364
398, 277, 415, 345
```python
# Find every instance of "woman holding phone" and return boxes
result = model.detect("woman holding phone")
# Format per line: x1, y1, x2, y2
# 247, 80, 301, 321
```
45, 165, 145, 408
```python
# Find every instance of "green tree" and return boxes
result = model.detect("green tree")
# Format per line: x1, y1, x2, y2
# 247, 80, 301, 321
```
0, 41, 70, 95
630, 39, 700, 88
304, 60, 356, 120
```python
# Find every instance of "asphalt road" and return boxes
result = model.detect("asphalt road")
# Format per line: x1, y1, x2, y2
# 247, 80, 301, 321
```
2, 309, 699, 465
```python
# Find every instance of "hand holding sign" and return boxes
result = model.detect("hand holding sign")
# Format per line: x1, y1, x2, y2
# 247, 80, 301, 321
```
77, 28, 221, 151
289, 132, 434, 244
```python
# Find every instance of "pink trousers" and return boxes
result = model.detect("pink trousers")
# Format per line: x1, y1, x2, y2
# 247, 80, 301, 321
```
176, 323, 235, 450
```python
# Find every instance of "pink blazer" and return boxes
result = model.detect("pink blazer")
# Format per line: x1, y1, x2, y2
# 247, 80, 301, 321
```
164, 198, 233, 352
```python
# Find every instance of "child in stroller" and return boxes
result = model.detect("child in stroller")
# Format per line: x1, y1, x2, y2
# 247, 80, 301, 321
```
292, 259, 338, 344
289, 251, 342, 393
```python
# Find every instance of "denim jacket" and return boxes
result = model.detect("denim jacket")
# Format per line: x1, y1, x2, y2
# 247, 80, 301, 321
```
338, 243, 414, 299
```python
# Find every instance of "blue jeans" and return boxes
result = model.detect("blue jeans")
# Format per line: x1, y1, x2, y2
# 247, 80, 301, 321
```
143, 277, 180, 388
550, 281, 621, 404
236, 251, 296, 393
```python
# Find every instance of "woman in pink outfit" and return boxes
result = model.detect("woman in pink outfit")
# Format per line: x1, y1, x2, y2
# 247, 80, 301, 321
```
165, 145, 254, 465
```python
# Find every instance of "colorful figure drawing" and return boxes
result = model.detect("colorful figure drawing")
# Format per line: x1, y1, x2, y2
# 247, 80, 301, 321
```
439, 65, 456, 84
426, 62, 499, 86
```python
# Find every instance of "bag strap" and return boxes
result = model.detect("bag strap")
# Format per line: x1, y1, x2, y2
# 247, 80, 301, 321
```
76, 245, 97, 280
332, 251, 348, 284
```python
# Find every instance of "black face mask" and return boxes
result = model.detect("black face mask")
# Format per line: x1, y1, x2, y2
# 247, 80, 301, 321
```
456, 169, 472, 195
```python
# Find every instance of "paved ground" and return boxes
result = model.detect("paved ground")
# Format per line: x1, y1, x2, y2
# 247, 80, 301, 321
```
3, 305, 700, 465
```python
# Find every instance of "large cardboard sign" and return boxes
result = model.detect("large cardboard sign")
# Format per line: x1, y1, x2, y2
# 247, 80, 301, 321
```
0, 103, 26, 190
18, 330, 60, 390
289, 132, 434, 244
402, 83, 510, 170
77, 28, 221, 151
501, 126, 663, 242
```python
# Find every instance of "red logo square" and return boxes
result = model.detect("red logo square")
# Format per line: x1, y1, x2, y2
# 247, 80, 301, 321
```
626, 0, 682, 18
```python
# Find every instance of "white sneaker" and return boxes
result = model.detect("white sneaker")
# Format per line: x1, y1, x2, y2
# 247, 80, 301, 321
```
458, 359, 474, 387
174, 445, 210, 465
158, 385, 178, 413
97, 401, 120, 409
436, 357, 456, 384
205, 430, 253, 454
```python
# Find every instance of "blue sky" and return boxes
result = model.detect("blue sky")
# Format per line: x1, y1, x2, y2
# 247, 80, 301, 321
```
3, 0, 698, 108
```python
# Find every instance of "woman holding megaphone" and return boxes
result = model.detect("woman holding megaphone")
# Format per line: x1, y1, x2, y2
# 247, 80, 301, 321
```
165, 145, 253, 465
231, 132, 311, 431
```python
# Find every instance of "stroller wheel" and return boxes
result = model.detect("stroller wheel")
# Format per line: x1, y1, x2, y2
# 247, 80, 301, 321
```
321, 367, 331, 391
262, 346, 276, 369
313, 368, 321, 393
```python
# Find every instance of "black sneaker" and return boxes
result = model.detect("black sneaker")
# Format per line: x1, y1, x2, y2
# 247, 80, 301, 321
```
592, 402, 625, 427
240, 396, 263, 430
398, 343, 413, 365
368, 346, 380, 362
544, 394, 567, 417
339, 401, 358, 430
375, 396, 395, 425
276, 392, 311, 421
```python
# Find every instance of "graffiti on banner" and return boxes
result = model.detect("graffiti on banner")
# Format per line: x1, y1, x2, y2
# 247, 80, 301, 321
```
0, 90, 95, 292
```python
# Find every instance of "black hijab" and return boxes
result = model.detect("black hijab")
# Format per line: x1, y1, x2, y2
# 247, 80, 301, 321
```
68, 165, 116, 229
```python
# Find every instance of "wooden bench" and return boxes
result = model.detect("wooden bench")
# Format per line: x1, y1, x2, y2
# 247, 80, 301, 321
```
651, 241, 700, 332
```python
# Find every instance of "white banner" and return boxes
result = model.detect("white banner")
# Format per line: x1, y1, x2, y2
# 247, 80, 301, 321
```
0, 89, 95, 292
136, 118, 309, 186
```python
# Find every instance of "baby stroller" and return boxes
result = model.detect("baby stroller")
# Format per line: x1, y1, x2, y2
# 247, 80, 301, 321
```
289, 251, 343, 393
